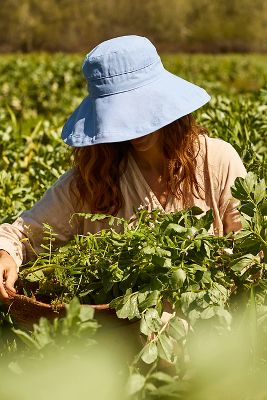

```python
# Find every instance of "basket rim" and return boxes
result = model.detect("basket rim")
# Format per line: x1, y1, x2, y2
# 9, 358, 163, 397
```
4, 288, 110, 310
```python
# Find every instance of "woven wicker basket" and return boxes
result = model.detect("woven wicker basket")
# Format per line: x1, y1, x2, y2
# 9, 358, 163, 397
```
3, 288, 120, 331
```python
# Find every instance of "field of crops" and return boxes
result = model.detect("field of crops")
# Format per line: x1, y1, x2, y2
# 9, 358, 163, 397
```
0, 54, 267, 399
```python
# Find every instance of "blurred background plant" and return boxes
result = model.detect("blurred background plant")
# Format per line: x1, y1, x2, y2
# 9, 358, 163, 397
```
0, 0, 267, 53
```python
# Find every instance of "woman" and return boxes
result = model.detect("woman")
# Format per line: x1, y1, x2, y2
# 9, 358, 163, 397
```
0, 35, 246, 301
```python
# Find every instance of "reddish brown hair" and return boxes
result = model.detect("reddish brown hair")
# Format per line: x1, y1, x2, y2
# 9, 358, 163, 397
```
71, 114, 207, 215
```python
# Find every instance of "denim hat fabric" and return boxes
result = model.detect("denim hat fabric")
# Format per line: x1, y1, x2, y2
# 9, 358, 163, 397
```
61, 35, 210, 147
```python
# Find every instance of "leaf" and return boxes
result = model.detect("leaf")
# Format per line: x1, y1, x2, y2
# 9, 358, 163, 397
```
164, 224, 188, 236
209, 284, 228, 305
116, 297, 132, 319
180, 292, 198, 313
140, 341, 158, 364
138, 290, 160, 311
137, 290, 147, 304
234, 229, 251, 240
168, 317, 189, 341
260, 200, 267, 216
239, 202, 255, 217
140, 315, 151, 336
12, 328, 40, 349
142, 308, 162, 334
150, 277, 164, 291
152, 255, 172, 268
170, 268, 186, 289
79, 305, 95, 322
155, 247, 172, 258
65, 297, 81, 322
203, 241, 211, 258
126, 373, 146, 396
231, 174, 255, 201
157, 333, 174, 362
254, 178, 266, 204
188, 206, 204, 216
244, 172, 257, 192
240, 214, 251, 228
82, 213, 109, 221
33, 318, 54, 348
230, 254, 256, 273
142, 246, 155, 255
25, 269, 45, 282
128, 294, 141, 319
201, 307, 216, 319
195, 209, 214, 230
109, 296, 123, 310
150, 371, 174, 383
188, 309, 201, 325
235, 235, 262, 255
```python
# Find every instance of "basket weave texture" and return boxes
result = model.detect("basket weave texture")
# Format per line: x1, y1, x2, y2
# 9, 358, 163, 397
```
4, 289, 110, 331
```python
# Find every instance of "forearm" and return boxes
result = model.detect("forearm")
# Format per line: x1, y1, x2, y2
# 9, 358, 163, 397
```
0, 222, 27, 270
0, 170, 82, 270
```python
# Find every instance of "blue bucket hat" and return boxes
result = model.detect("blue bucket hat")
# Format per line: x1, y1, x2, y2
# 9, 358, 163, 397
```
62, 35, 210, 147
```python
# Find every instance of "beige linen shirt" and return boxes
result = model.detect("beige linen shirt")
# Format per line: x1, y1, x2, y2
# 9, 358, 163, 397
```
0, 135, 247, 269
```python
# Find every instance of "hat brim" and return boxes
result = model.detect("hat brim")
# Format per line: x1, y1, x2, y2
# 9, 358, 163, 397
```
61, 69, 211, 147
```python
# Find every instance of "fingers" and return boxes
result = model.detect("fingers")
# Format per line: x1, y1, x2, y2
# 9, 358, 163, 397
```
5, 269, 18, 294
0, 257, 18, 300
0, 271, 9, 300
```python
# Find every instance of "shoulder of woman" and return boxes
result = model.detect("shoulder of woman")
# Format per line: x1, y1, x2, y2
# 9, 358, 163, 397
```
39, 167, 80, 210
199, 134, 244, 165
199, 134, 247, 187
53, 167, 78, 187
48, 167, 81, 198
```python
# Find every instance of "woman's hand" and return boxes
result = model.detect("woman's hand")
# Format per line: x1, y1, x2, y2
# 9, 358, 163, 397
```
0, 250, 18, 300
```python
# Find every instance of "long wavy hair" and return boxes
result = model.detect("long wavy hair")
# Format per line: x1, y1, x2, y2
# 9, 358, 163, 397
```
71, 114, 207, 215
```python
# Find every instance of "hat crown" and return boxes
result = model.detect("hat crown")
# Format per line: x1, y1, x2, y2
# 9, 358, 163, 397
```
82, 35, 160, 81
62, 34, 210, 147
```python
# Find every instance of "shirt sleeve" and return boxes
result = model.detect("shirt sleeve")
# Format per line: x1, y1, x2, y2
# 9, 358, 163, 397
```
0, 169, 81, 270
218, 143, 247, 234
